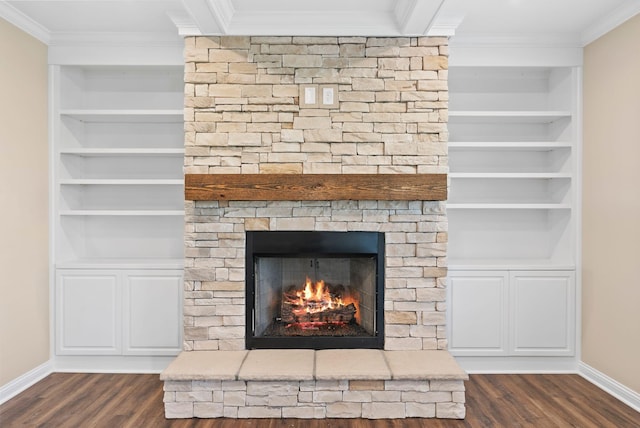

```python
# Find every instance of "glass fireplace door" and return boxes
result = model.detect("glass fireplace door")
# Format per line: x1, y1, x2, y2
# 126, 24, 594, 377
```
246, 231, 384, 349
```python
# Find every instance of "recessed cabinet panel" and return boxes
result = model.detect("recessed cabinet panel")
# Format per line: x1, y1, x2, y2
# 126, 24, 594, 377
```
56, 271, 120, 355
124, 271, 182, 355
510, 271, 575, 355
449, 270, 575, 357
449, 273, 508, 355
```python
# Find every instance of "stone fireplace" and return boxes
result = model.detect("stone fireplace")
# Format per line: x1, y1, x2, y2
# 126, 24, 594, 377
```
161, 35, 467, 420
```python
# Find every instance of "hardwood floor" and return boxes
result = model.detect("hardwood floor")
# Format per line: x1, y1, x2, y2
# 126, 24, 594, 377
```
1, 373, 638, 427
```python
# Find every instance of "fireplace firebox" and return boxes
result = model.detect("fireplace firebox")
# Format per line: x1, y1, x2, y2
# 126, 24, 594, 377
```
245, 231, 384, 349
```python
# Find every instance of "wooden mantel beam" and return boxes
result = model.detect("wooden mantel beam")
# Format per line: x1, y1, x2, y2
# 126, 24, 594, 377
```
185, 174, 447, 201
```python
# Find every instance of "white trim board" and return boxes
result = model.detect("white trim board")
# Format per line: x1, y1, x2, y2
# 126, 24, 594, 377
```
53, 355, 176, 374
578, 362, 640, 413
0, 361, 54, 406
453, 356, 579, 373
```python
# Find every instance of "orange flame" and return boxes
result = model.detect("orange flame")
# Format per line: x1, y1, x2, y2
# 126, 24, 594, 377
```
286, 276, 360, 324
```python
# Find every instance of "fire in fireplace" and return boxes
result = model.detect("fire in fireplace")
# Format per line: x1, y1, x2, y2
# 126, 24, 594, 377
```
245, 231, 384, 349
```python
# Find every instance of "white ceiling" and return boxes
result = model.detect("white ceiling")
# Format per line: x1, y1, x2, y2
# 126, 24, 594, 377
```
1, 0, 639, 47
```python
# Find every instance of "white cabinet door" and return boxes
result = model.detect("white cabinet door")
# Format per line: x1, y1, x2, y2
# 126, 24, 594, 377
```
123, 270, 182, 355
56, 270, 121, 355
448, 271, 509, 355
510, 271, 575, 355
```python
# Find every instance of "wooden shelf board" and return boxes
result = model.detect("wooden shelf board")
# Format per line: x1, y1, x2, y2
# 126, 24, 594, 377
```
185, 174, 447, 201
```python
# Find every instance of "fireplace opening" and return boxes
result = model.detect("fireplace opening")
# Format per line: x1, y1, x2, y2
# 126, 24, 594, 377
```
246, 231, 384, 349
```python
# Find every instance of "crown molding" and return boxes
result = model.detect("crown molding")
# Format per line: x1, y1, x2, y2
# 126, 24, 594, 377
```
450, 33, 583, 49
0, 1, 50, 44
581, 0, 640, 46
181, 0, 224, 34
207, 0, 234, 34
167, 9, 201, 36
395, 0, 445, 35
48, 31, 183, 48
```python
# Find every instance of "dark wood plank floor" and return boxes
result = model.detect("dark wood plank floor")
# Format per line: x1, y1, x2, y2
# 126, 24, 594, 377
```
1, 373, 638, 427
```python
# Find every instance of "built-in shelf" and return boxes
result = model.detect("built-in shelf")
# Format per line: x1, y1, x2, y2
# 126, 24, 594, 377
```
54, 64, 185, 270
449, 173, 572, 179
448, 142, 572, 150
448, 259, 576, 271
447, 204, 571, 210
56, 258, 185, 270
59, 148, 185, 156
60, 109, 184, 123
59, 210, 185, 216
447, 65, 577, 269
449, 111, 572, 124
60, 179, 184, 185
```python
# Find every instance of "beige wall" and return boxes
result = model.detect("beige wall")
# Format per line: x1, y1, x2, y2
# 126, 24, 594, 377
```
0, 19, 49, 386
583, 14, 640, 393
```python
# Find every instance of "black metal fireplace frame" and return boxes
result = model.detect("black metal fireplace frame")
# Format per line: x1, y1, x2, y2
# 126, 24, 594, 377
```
245, 231, 385, 350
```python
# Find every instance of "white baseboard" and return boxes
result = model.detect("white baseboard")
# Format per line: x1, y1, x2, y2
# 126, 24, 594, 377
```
54, 355, 176, 373
454, 355, 579, 373
578, 362, 640, 412
0, 360, 54, 405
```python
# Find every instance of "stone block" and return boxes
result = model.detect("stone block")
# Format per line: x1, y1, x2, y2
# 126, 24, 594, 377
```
370, 390, 401, 402
223, 391, 246, 406
313, 391, 343, 403
384, 337, 423, 351
246, 381, 299, 396
362, 402, 406, 419
403, 391, 452, 403
293, 116, 332, 130
283, 406, 326, 419
326, 402, 362, 418
349, 380, 385, 391
194, 402, 224, 418
406, 402, 436, 418
351, 78, 385, 91
283, 54, 322, 67
431, 380, 466, 392
343, 391, 373, 402
176, 390, 212, 402
238, 406, 282, 418
452, 391, 466, 403
436, 402, 466, 419
165, 402, 194, 419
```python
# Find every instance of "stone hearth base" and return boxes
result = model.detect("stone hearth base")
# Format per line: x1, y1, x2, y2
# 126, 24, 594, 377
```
160, 350, 467, 419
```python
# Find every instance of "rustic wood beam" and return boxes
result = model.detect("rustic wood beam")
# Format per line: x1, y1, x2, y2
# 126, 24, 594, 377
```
185, 174, 447, 201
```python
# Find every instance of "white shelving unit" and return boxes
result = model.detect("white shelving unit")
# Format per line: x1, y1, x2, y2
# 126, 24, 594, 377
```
52, 65, 185, 359
447, 66, 579, 360
448, 66, 578, 269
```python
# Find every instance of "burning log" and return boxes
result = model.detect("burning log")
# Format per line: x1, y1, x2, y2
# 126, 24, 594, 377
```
281, 277, 358, 326
282, 302, 357, 324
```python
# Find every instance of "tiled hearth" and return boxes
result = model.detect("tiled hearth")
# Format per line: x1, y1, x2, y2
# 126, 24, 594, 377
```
160, 35, 467, 420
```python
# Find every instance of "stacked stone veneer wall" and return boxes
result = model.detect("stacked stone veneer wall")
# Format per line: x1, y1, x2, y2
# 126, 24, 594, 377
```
164, 379, 465, 419
183, 36, 449, 352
